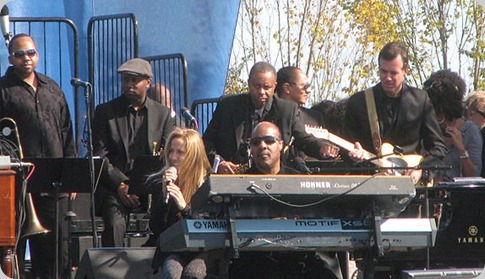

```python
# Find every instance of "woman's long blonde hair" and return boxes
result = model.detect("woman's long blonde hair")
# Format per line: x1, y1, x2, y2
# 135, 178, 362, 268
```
147, 128, 211, 203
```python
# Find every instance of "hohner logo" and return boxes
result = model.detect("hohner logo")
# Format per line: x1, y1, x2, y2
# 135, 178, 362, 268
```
299, 181, 358, 189
300, 181, 331, 189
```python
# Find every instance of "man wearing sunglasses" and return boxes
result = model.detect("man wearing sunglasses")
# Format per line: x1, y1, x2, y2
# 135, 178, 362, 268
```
244, 121, 298, 174
276, 67, 312, 104
204, 61, 337, 174
0, 33, 77, 279
229, 121, 342, 279
275, 66, 341, 171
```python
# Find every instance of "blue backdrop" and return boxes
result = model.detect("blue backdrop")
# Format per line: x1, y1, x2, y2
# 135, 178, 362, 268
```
2, 0, 240, 119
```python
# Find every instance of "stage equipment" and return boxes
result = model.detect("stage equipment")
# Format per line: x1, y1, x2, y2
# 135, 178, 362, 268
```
191, 174, 417, 219
74, 247, 162, 279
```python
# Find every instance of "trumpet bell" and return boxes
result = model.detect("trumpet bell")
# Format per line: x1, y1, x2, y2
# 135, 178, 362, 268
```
22, 193, 50, 238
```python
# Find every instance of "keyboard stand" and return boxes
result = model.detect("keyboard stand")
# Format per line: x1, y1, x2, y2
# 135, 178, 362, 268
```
225, 203, 240, 259
373, 214, 384, 257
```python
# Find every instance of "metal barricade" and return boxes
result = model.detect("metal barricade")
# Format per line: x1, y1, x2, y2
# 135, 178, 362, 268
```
142, 53, 189, 127
87, 13, 138, 108
190, 96, 222, 134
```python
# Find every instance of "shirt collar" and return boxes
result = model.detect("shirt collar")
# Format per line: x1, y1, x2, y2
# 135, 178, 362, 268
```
5, 66, 47, 86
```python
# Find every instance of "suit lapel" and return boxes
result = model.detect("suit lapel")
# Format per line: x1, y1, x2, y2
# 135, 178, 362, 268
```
114, 100, 130, 159
264, 97, 277, 123
233, 95, 250, 144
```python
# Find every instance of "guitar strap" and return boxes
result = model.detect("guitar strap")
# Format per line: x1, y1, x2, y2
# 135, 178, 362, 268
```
364, 87, 383, 156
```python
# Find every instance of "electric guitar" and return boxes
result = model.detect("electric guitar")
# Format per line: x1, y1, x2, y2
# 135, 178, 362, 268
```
305, 125, 423, 173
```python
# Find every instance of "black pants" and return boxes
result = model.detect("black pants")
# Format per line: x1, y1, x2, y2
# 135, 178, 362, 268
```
100, 192, 148, 247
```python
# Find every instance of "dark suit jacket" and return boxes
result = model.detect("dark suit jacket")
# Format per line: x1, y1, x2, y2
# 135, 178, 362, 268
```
203, 94, 325, 163
344, 83, 446, 164
92, 96, 176, 192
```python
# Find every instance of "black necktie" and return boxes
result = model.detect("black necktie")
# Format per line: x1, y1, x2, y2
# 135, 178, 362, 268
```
251, 110, 261, 131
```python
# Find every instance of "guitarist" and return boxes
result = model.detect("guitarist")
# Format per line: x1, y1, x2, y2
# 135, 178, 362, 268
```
344, 42, 446, 184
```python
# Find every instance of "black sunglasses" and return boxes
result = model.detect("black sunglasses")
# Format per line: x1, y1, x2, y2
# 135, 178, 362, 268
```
11, 49, 37, 58
250, 136, 280, 146
288, 81, 311, 90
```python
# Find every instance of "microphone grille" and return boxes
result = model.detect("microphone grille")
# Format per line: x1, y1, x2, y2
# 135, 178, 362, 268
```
0, 6, 9, 16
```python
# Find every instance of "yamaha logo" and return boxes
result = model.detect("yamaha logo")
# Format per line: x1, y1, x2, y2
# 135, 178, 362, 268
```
457, 225, 484, 244
194, 221, 202, 229
469, 225, 478, 236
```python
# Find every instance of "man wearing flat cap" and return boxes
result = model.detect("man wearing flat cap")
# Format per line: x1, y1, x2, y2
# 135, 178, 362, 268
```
92, 58, 177, 247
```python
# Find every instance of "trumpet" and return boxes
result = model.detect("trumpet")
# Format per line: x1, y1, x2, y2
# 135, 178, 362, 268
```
0, 117, 50, 238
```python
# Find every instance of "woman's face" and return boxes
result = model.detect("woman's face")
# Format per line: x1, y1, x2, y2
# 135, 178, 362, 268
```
168, 137, 187, 169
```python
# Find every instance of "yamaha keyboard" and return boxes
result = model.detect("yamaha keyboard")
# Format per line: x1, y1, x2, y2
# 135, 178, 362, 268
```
191, 174, 416, 219
158, 218, 436, 252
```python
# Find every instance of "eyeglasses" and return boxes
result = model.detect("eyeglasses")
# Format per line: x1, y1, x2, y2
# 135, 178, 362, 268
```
288, 81, 311, 90
468, 109, 485, 118
250, 136, 280, 147
11, 49, 37, 58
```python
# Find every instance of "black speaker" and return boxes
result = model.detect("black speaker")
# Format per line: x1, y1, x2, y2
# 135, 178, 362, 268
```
74, 247, 162, 279
401, 268, 483, 278
71, 235, 103, 268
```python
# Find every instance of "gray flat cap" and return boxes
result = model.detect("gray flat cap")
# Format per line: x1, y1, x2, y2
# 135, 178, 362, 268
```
117, 58, 153, 78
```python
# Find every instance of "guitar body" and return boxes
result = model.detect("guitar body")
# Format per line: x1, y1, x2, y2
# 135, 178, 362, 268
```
374, 143, 423, 174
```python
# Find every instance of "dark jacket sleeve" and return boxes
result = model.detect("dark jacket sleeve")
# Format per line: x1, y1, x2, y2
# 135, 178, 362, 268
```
274, 98, 325, 159
203, 95, 245, 162
92, 103, 129, 192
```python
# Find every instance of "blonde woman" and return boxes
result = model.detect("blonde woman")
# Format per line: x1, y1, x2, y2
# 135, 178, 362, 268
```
146, 128, 220, 279
465, 91, 485, 177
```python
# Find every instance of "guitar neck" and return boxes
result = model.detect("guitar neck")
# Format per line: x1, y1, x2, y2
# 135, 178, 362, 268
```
304, 125, 377, 161
326, 134, 376, 160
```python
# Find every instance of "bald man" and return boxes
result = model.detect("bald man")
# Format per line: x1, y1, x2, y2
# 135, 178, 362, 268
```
246, 121, 298, 174
233, 121, 342, 279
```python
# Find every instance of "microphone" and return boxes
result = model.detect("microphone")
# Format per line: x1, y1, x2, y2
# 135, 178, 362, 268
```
163, 166, 177, 203
181, 107, 196, 123
1, 126, 11, 137
1, 5, 10, 46
294, 157, 312, 174
70, 78, 90, 88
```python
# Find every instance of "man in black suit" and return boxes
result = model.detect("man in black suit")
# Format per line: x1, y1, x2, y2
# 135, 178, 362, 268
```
92, 58, 177, 247
345, 42, 446, 183
203, 61, 336, 174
